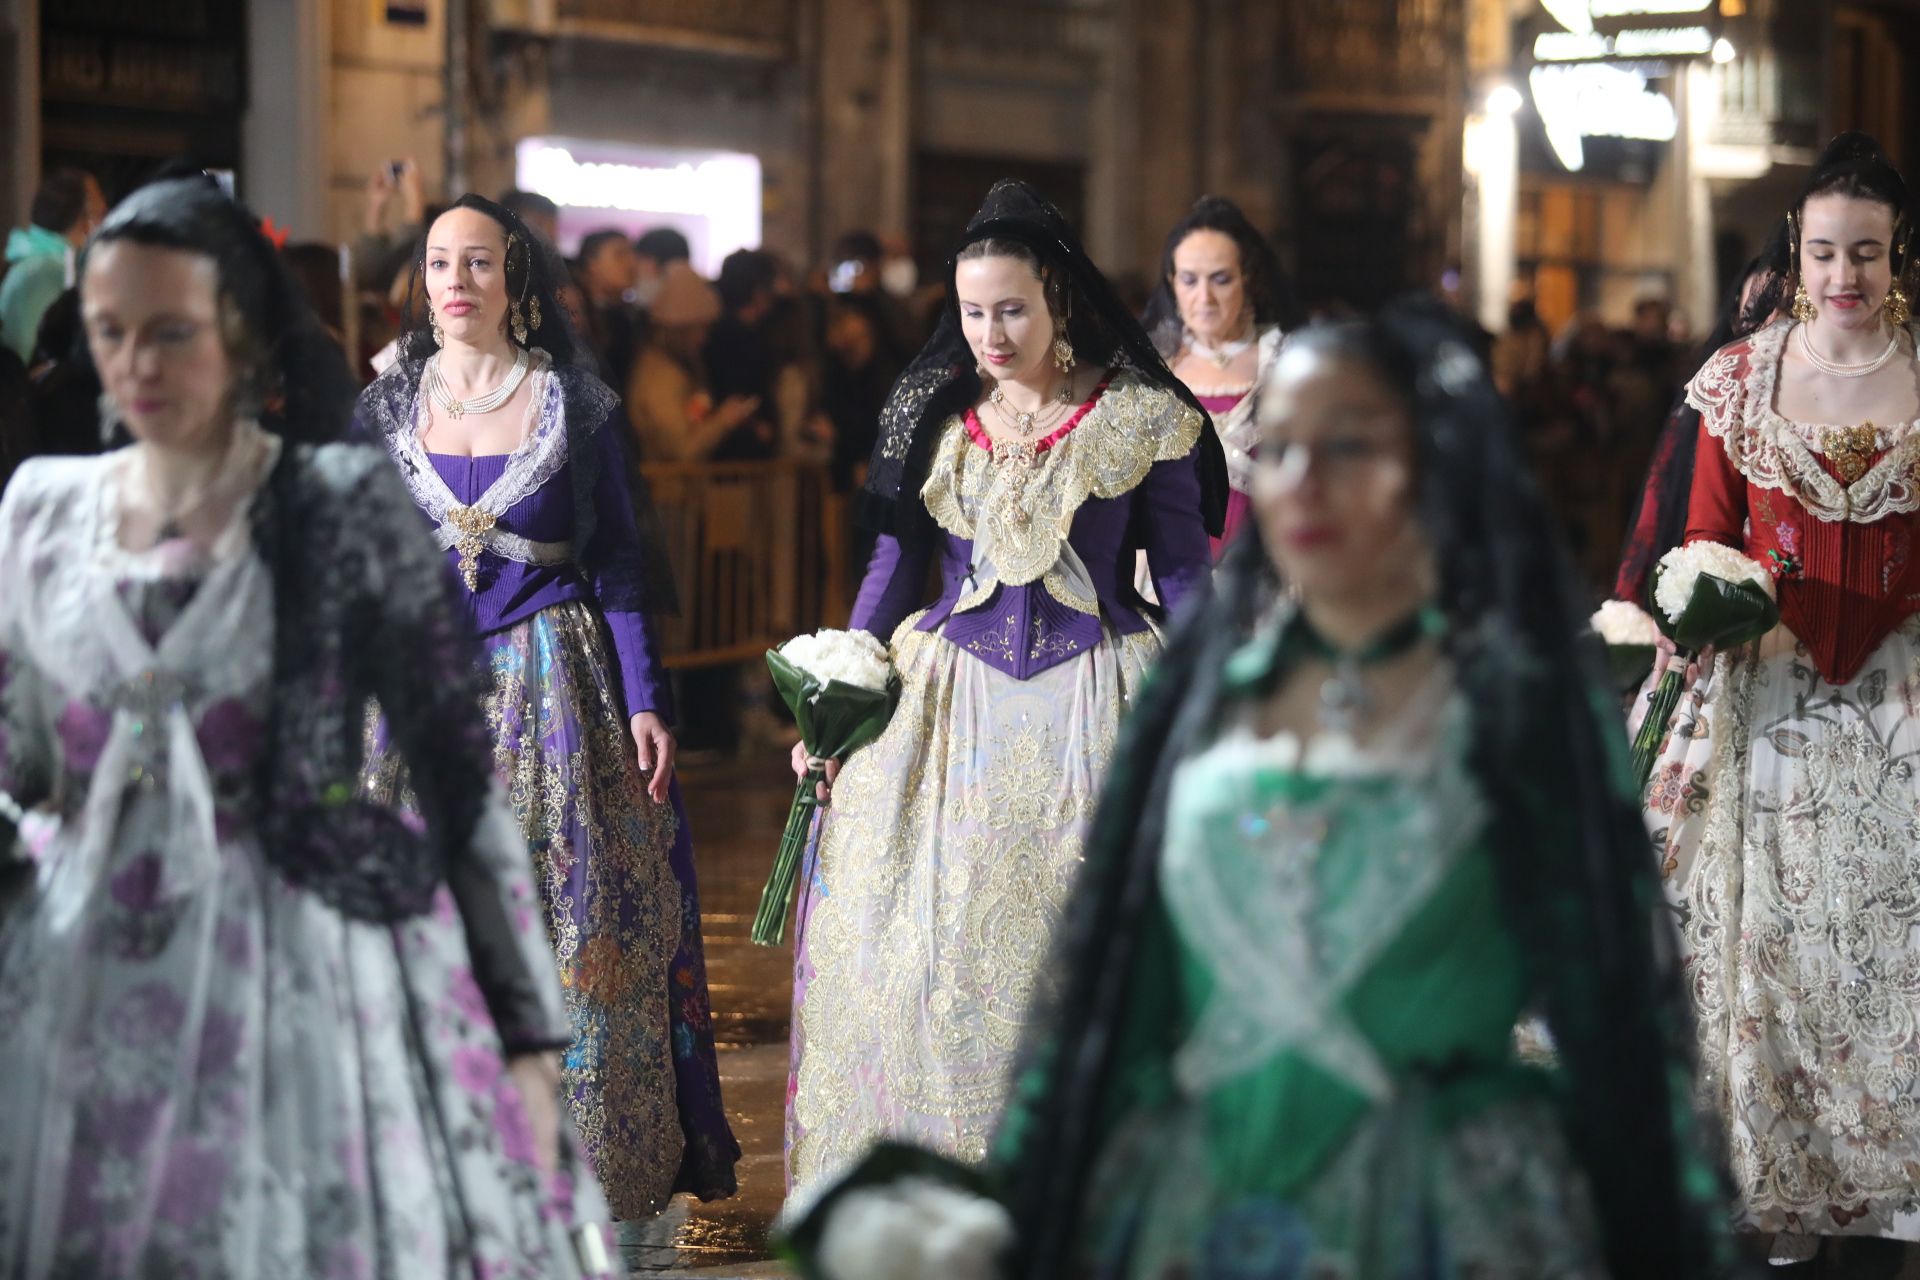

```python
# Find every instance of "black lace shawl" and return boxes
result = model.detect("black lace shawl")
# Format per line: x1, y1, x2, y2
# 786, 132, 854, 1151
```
992, 300, 1732, 1279
356, 354, 677, 616
249, 441, 497, 922
861, 180, 1228, 550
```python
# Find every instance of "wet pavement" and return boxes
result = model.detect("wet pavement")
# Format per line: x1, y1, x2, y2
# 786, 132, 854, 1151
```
638, 753, 799, 1278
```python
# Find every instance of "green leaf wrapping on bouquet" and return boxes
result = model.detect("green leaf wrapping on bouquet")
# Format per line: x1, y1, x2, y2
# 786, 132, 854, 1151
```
1629, 668, 1686, 793
1605, 642, 1657, 691
751, 648, 903, 947
774, 1141, 1004, 1280
1655, 570, 1781, 652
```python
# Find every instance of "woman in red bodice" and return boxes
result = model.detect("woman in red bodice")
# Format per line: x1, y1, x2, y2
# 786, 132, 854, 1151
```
1645, 133, 1920, 1274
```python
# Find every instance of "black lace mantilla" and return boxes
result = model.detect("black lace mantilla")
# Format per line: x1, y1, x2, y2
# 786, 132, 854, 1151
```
249, 442, 497, 922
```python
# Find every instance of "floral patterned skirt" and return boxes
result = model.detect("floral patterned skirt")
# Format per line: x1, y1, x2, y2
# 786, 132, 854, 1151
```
1646, 618, 1920, 1239
785, 616, 1159, 1192
0, 824, 604, 1278
369, 600, 738, 1220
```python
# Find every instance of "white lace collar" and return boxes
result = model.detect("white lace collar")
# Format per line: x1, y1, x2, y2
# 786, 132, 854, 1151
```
1688, 318, 1920, 524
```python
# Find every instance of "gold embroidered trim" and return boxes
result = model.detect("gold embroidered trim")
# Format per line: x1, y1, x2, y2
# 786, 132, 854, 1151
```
1688, 319, 1920, 525
920, 373, 1203, 588
1042, 569, 1098, 615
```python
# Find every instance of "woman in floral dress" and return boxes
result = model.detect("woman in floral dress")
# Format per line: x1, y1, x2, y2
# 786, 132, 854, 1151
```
1643, 132, 1920, 1273
0, 177, 607, 1276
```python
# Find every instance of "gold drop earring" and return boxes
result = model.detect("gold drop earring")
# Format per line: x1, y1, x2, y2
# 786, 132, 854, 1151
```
430, 305, 444, 347
1790, 210, 1817, 325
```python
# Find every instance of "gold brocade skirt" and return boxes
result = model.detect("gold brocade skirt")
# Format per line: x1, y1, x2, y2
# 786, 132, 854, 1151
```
784, 615, 1160, 1192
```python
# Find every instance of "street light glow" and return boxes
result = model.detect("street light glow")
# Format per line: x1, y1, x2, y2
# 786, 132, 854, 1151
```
1712, 37, 1737, 64
1486, 84, 1525, 117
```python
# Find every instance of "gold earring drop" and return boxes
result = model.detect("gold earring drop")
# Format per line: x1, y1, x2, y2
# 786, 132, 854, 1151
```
509, 300, 529, 345
1886, 284, 1911, 329
1789, 209, 1817, 325
528, 295, 542, 332
430, 307, 444, 347
1792, 279, 1816, 324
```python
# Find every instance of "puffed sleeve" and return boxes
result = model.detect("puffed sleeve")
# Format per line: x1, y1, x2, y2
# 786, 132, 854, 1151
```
1683, 421, 1747, 550
848, 533, 933, 642
580, 414, 671, 721
1137, 450, 1213, 621
0, 467, 55, 852
354, 453, 570, 1054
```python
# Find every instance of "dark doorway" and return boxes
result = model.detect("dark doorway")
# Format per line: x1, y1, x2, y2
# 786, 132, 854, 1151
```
1289, 125, 1426, 315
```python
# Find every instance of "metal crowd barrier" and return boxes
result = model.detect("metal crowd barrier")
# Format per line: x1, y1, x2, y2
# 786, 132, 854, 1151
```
639, 459, 850, 669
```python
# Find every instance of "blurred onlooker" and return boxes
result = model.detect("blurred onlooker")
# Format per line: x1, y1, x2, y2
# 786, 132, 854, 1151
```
826, 228, 920, 352
705, 248, 782, 461
500, 188, 560, 246
634, 227, 691, 310
821, 292, 904, 492
23, 288, 103, 465
578, 228, 644, 392
1490, 299, 1551, 407
356, 157, 426, 291
281, 241, 348, 349
2, 168, 103, 362
625, 262, 762, 462
0, 344, 29, 493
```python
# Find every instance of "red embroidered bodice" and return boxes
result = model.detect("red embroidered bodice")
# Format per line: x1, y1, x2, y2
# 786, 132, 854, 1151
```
1685, 320, 1920, 685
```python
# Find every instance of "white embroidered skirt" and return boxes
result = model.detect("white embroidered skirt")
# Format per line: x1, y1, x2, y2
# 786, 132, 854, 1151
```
784, 616, 1158, 1192
1647, 618, 1920, 1239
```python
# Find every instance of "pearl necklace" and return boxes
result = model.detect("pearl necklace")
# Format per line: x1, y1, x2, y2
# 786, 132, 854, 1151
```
424, 347, 531, 419
1799, 323, 1900, 379
1187, 327, 1257, 370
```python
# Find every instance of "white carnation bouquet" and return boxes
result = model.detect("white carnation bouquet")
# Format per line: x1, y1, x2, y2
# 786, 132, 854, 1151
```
774, 1141, 1012, 1280
1589, 599, 1662, 689
1628, 541, 1779, 788
752, 628, 901, 946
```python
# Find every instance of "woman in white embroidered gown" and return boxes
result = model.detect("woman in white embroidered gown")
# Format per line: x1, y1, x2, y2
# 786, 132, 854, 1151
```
782, 181, 1225, 1191
0, 178, 607, 1277
1143, 195, 1302, 560
1644, 133, 1920, 1272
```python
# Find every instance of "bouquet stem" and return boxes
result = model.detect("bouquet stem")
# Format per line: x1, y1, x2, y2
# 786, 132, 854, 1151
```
1629, 668, 1685, 792
752, 771, 824, 947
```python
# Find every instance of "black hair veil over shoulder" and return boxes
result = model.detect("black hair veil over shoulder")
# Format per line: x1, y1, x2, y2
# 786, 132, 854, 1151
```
993, 298, 1729, 1277
861, 180, 1228, 546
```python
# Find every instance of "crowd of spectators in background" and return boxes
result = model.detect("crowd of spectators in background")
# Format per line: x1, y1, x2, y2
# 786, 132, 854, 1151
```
0, 159, 1696, 633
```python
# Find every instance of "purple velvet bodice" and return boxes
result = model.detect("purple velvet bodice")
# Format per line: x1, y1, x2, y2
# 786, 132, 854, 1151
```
850, 449, 1211, 679
420, 418, 669, 720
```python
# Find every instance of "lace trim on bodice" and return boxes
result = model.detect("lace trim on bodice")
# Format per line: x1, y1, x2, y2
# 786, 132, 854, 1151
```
1160, 671, 1487, 1100
388, 349, 576, 571
1187, 325, 1284, 496
921, 372, 1203, 611
1688, 319, 1920, 524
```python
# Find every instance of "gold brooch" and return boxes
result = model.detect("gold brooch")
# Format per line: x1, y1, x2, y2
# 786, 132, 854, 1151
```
445, 504, 498, 591
1821, 423, 1879, 485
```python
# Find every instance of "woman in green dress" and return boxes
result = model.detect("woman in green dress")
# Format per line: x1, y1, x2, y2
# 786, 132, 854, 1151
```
782, 299, 1729, 1278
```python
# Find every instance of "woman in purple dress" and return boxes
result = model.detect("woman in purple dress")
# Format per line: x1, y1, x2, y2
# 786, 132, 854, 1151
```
783, 181, 1225, 1191
1143, 196, 1303, 559
356, 195, 738, 1224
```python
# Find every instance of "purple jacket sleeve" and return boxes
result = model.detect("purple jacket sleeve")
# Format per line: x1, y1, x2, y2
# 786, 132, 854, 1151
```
583, 419, 673, 722
848, 533, 933, 641
1138, 449, 1213, 622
